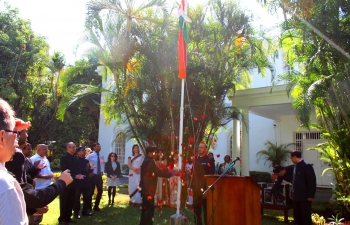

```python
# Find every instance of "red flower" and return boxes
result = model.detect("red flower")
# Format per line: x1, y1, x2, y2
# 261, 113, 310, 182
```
200, 114, 205, 119
216, 154, 220, 158
193, 117, 198, 121
214, 139, 217, 142
189, 137, 194, 144
207, 163, 210, 167
172, 104, 175, 107
134, 121, 138, 125
129, 174, 133, 177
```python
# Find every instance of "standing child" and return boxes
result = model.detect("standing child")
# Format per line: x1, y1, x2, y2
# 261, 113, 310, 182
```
104, 153, 122, 205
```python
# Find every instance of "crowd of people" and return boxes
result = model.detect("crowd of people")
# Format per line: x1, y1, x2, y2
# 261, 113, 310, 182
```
0, 96, 238, 225
0, 96, 318, 225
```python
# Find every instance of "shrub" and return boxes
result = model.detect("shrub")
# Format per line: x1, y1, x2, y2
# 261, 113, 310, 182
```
50, 159, 61, 170
249, 171, 272, 183
312, 213, 326, 225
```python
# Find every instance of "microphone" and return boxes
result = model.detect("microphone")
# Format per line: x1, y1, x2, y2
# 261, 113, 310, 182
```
232, 157, 241, 163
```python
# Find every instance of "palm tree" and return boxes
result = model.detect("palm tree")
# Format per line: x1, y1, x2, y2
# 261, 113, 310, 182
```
256, 141, 295, 168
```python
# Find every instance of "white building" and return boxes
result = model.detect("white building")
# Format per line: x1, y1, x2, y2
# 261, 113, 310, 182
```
96, 52, 334, 187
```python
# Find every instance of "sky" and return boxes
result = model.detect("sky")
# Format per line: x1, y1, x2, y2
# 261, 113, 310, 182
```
6, 0, 279, 65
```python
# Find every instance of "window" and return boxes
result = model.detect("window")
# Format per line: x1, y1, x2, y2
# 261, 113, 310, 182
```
115, 132, 126, 167
293, 131, 323, 152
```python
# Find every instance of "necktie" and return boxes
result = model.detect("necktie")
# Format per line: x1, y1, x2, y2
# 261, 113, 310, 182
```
292, 165, 296, 185
97, 153, 101, 174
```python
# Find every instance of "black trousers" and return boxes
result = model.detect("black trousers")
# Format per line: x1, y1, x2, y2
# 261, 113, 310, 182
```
293, 201, 312, 225
74, 187, 92, 214
90, 174, 103, 209
139, 194, 155, 225
193, 194, 207, 225
58, 188, 76, 223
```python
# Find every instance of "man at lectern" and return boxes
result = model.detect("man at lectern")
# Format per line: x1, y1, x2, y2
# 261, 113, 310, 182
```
191, 142, 215, 225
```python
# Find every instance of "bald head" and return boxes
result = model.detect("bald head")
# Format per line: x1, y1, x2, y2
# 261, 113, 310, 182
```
37, 144, 48, 157
66, 142, 76, 155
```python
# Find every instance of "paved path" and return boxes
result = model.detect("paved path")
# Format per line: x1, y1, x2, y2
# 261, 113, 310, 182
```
315, 188, 333, 202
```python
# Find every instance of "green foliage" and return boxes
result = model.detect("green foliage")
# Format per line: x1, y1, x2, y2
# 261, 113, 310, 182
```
82, 0, 271, 155
328, 214, 344, 225
50, 159, 61, 170
249, 171, 273, 183
256, 141, 294, 168
0, 2, 101, 153
259, 0, 350, 216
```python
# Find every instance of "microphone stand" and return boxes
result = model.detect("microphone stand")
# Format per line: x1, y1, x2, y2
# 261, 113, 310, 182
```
203, 157, 240, 225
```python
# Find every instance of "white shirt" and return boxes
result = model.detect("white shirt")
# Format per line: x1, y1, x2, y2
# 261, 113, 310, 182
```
0, 162, 28, 225
86, 152, 105, 175
30, 153, 53, 190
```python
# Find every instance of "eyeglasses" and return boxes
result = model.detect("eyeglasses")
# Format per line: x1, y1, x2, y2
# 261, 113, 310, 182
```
4, 129, 19, 137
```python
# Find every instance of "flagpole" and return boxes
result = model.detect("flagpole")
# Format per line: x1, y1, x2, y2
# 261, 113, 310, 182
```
176, 78, 185, 215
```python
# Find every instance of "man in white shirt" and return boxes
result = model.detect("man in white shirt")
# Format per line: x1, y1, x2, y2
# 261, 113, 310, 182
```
0, 98, 28, 225
86, 143, 105, 211
31, 144, 54, 190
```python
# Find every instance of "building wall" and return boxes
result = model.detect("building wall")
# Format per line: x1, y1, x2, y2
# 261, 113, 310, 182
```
248, 113, 276, 172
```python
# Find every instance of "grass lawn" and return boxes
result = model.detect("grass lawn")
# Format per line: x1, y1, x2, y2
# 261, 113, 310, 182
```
40, 186, 326, 225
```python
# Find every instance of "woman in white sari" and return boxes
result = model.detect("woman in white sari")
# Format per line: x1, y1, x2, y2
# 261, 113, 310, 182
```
154, 149, 168, 206
168, 153, 179, 208
127, 144, 144, 206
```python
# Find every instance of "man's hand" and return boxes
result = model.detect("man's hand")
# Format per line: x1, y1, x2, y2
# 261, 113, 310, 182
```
37, 162, 47, 170
75, 174, 85, 180
36, 206, 49, 214
33, 159, 41, 168
58, 170, 73, 186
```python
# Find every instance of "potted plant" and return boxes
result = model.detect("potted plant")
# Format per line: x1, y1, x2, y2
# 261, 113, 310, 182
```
256, 141, 295, 168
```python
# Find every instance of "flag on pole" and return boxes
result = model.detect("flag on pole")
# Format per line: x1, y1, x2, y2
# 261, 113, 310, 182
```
178, 0, 191, 79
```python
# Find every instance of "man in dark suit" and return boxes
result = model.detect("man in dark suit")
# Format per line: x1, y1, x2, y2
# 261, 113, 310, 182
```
73, 146, 94, 218
59, 142, 85, 225
290, 150, 316, 225
191, 142, 215, 225
271, 165, 294, 194
139, 146, 179, 225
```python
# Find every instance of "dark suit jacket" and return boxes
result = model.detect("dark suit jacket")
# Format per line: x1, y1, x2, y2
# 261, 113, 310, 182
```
271, 165, 294, 194
292, 160, 316, 202
76, 157, 92, 188
104, 161, 122, 178
21, 180, 66, 215
5, 150, 26, 183
139, 156, 173, 199
24, 157, 40, 185
60, 153, 81, 189
191, 155, 215, 196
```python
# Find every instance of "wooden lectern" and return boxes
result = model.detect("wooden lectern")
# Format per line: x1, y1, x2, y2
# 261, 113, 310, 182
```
205, 175, 261, 225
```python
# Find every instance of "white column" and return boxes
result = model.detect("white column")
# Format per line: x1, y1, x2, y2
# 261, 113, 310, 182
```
232, 119, 241, 176
241, 109, 249, 176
